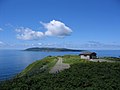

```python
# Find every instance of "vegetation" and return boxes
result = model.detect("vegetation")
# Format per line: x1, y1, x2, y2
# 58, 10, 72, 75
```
101, 57, 120, 61
0, 55, 120, 90
62, 55, 89, 64
19, 56, 58, 77
25, 47, 84, 52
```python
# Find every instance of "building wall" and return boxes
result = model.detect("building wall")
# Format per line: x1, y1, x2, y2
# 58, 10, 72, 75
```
80, 55, 90, 59
91, 55, 97, 59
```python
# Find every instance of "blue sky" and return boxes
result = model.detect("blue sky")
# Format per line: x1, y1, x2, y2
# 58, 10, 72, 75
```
0, 0, 120, 50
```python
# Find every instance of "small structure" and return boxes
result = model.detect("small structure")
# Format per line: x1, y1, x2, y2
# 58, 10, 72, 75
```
79, 52, 97, 60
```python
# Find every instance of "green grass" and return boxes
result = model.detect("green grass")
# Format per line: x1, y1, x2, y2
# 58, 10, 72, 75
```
46, 57, 58, 71
62, 55, 89, 64
18, 56, 57, 77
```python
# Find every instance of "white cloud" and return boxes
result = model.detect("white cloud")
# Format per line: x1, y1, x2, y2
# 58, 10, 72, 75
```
38, 43, 42, 45
16, 20, 72, 40
78, 41, 120, 50
16, 27, 44, 40
41, 20, 72, 37
0, 41, 3, 44
5, 23, 14, 28
0, 41, 5, 47
0, 28, 3, 31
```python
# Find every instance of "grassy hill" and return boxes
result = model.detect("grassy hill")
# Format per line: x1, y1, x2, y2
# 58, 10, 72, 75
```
0, 55, 120, 90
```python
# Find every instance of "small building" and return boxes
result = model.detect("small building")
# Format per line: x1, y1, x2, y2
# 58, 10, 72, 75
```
79, 52, 97, 60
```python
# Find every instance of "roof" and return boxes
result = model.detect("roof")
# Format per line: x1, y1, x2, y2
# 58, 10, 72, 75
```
79, 51, 96, 55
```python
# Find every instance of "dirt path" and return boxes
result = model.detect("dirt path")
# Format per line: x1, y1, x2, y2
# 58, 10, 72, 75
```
90, 59, 115, 62
49, 57, 70, 74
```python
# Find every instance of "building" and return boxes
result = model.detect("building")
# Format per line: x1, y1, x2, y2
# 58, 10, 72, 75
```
79, 52, 97, 60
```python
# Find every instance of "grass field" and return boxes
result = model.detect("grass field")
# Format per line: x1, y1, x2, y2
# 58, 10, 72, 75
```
62, 55, 89, 64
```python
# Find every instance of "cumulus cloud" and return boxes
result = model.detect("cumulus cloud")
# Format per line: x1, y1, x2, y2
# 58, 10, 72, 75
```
16, 20, 73, 40
16, 27, 44, 40
41, 20, 72, 37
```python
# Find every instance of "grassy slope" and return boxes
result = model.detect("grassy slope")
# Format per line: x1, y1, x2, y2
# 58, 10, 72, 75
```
19, 56, 58, 77
0, 55, 120, 90
62, 55, 89, 64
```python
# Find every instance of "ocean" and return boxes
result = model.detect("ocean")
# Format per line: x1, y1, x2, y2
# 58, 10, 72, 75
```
0, 50, 120, 80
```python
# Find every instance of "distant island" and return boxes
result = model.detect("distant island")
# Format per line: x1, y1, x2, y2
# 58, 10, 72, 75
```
24, 47, 85, 52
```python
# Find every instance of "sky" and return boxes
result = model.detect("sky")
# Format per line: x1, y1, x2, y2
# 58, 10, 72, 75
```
0, 0, 120, 50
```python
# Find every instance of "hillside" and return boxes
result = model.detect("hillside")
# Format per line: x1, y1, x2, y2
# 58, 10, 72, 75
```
24, 47, 84, 52
0, 55, 120, 90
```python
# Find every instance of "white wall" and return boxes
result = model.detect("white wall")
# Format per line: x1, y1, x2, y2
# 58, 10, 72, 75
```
80, 55, 90, 59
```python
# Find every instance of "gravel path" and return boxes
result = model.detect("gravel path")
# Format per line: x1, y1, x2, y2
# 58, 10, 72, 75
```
49, 57, 70, 74
89, 59, 115, 62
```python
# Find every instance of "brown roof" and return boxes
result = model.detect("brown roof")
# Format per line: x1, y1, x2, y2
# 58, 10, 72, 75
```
80, 51, 96, 55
